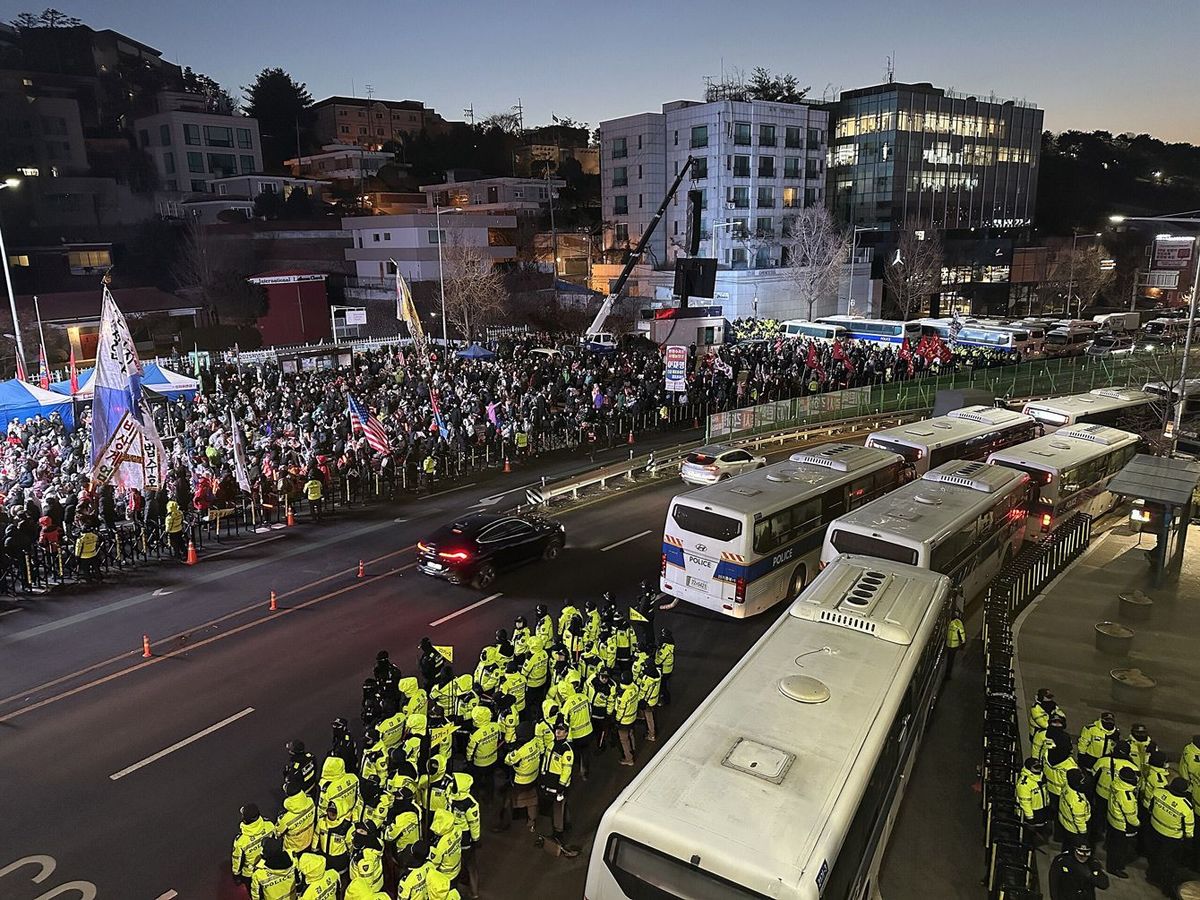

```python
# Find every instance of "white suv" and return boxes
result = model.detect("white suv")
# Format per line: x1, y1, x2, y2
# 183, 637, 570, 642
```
679, 445, 767, 485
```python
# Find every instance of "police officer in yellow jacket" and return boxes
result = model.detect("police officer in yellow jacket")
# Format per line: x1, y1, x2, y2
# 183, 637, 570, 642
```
944, 606, 965, 680
466, 705, 505, 806
296, 852, 341, 900
1105, 767, 1140, 878
1057, 768, 1091, 850
559, 680, 592, 779
304, 475, 323, 522
1148, 777, 1195, 888
429, 808, 463, 882
638, 661, 662, 743
232, 803, 275, 885
1180, 734, 1200, 807
655, 628, 675, 705
1140, 749, 1171, 855
539, 720, 578, 855
588, 668, 616, 752
1076, 712, 1118, 772
504, 721, 543, 829
74, 525, 101, 579
614, 671, 641, 766
451, 772, 482, 899
165, 499, 185, 559
1015, 758, 1050, 842
314, 802, 354, 879
250, 839, 296, 900
276, 780, 316, 855
318, 755, 359, 821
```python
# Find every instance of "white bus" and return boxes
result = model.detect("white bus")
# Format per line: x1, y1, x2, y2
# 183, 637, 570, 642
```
820, 460, 1031, 600
1141, 318, 1191, 345
987, 423, 1139, 537
865, 405, 1040, 474
1143, 378, 1200, 417
1020, 388, 1156, 432
782, 320, 848, 342
661, 444, 908, 618
953, 325, 1036, 357
586, 555, 953, 900
815, 316, 923, 345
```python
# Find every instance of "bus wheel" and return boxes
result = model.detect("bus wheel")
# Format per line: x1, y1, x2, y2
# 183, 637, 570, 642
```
789, 565, 808, 599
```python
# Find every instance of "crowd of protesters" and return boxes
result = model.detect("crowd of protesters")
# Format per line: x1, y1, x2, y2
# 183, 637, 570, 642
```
0, 327, 1019, 588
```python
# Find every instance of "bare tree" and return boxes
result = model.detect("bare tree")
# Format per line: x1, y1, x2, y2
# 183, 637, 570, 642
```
781, 207, 849, 320
442, 234, 508, 342
883, 222, 943, 319
172, 221, 265, 323
1045, 244, 1116, 316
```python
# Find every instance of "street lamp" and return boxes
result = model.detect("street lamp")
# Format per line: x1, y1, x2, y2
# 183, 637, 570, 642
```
435, 205, 463, 345
846, 225, 877, 316
0, 177, 27, 377
1067, 230, 1102, 318
1110, 214, 1200, 450
710, 221, 738, 266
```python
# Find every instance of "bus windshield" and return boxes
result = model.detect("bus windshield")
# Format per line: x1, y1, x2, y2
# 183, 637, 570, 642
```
865, 437, 923, 463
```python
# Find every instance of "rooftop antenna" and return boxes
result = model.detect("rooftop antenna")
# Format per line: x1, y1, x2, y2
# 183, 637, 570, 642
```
886, 52, 895, 84
514, 97, 524, 131
464, 104, 474, 126
365, 83, 374, 102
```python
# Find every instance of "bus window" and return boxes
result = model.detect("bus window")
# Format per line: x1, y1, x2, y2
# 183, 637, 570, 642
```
828, 529, 919, 565
671, 506, 742, 541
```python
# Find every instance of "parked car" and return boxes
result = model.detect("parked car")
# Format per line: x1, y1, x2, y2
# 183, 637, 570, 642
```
417, 513, 565, 589
679, 444, 767, 485
1086, 334, 1135, 357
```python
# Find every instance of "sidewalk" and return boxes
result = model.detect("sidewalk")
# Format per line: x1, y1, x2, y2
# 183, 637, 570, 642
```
1015, 522, 1200, 898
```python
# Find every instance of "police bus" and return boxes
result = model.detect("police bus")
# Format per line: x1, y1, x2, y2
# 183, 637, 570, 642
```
587, 555, 952, 900
660, 444, 908, 618
865, 405, 1039, 475
815, 316, 923, 345
820, 460, 1030, 600
1020, 388, 1156, 432
953, 325, 1040, 358
987, 423, 1139, 538
782, 320, 848, 342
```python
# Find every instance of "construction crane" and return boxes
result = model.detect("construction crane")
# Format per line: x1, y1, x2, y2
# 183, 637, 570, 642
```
583, 155, 696, 350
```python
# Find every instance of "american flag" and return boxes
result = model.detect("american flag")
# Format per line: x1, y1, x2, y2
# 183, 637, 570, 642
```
348, 394, 392, 454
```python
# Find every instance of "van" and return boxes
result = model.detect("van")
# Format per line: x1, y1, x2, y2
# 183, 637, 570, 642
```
1142, 318, 1190, 345
1092, 311, 1140, 334
1044, 326, 1091, 358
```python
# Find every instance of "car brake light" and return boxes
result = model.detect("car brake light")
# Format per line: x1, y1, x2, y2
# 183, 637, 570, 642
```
439, 550, 470, 561
417, 541, 431, 553
735, 577, 746, 603
1040, 513, 1051, 531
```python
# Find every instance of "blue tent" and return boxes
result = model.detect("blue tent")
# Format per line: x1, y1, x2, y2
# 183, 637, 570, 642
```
456, 344, 496, 360
51, 362, 198, 402
0, 378, 75, 429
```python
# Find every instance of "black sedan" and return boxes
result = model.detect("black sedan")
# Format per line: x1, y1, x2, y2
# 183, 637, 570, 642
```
416, 513, 566, 589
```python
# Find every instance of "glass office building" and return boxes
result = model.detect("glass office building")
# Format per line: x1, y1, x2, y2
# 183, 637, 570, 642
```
826, 82, 1042, 232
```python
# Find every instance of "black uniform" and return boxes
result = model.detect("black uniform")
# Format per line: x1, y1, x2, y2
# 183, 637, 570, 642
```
1048, 849, 1109, 900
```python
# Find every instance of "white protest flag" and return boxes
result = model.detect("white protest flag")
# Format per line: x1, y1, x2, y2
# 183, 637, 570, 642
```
90, 282, 168, 492
230, 409, 251, 492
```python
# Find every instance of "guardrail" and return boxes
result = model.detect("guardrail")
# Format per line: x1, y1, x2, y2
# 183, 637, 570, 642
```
979, 514, 1093, 900
521, 410, 924, 511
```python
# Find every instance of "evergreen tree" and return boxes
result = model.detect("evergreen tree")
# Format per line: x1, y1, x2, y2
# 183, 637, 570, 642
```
242, 68, 315, 172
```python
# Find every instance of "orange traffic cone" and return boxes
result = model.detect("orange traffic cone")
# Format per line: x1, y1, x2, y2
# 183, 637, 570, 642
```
286, 504, 295, 527
269, 590, 278, 611
185, 540, 198, 565
503, 457, 512, 474
142, 634, 152, 658
627, 430, 635, 445
357, 560, 365, 578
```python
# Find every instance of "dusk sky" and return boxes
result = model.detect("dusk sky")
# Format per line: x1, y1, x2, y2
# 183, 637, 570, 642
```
12, 0, 1200, 142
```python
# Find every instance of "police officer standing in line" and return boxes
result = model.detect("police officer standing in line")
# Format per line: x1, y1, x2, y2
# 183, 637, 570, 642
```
1048, 843, 1108, 900
1077, 712, 1119, 773
1016, 757, 1051, 845
283, 740, 317, 796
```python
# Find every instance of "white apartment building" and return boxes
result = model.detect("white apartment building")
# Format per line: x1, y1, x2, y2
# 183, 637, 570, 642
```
134, 96, 263, 194
599, 99, 829, 271
341, 213, 518, 300
419, 176, 564, 216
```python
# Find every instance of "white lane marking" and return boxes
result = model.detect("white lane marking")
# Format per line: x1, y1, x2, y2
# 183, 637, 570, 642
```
0, 608, 20, 619
424, 482, 478, 499
203, 534, 289, 559
429, 593, 503, 627
472, 481, 540, 507
109, 707, 255, 781
152, 588, 174, 597
156, 892, 179, 900
601, 530, 653, 553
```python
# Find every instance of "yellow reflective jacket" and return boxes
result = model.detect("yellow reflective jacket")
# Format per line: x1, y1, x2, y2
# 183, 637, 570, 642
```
1150, 788, 1195, 839
231, 816, 275, 877
250, 863, 296, 900
614, 683, 640, 726
1015, 767, 1048, 820
276, 792, 316, 854
505, 737, 543, 785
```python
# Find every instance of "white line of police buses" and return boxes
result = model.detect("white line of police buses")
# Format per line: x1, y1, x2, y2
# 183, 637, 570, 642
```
583, 384, 1157, 900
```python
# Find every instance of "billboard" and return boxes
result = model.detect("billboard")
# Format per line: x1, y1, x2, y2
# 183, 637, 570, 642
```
1154, 236, 1195, 270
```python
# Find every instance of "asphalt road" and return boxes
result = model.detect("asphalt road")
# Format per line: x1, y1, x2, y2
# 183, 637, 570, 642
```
0, 427, 983, 900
